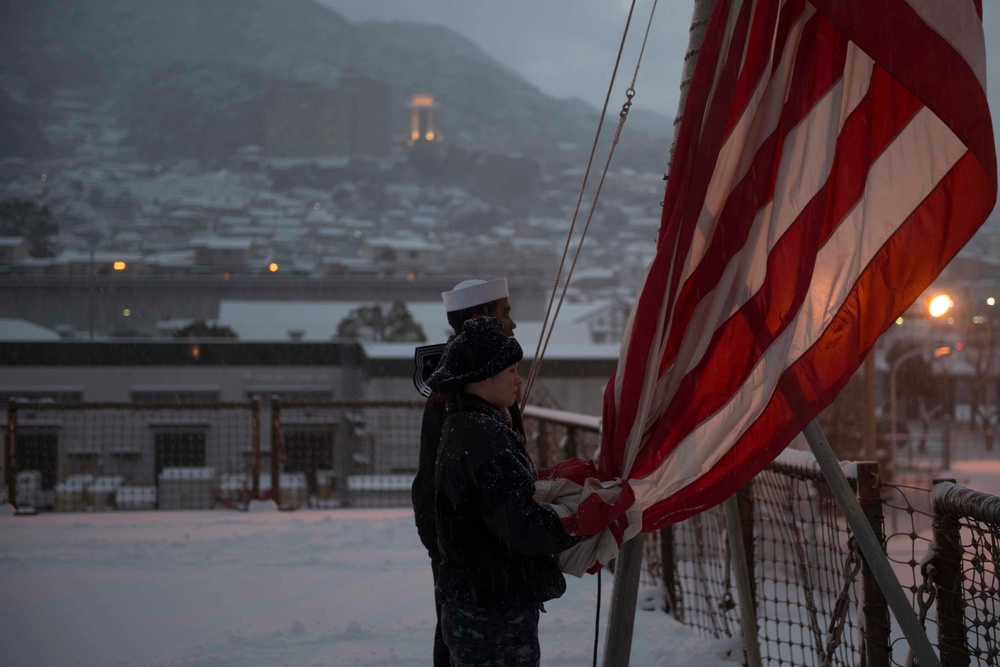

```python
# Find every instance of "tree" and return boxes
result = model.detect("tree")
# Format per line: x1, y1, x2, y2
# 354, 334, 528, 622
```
173, 320, 238, 338
336, 301, 426, 342
0, 197, 58, 257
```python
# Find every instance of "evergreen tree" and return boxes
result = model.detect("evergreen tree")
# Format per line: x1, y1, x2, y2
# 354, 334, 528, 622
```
0, 197, 59, 257
173, 320, 239, 338
336, 301, 425, 342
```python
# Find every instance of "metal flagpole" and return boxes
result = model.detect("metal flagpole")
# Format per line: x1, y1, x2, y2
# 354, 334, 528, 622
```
802, 420, 940, 667
723, 496, 763, 667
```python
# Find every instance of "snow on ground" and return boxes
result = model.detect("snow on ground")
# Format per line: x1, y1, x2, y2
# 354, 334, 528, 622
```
2, 458, 997, 667
0, 507, 737, 667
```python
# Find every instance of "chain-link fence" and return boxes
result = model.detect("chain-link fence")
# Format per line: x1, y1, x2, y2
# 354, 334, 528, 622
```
4, 398, 424, 511
7, 398, 1000, 665
644, 456, 886, 666
927, 480, 1000, 667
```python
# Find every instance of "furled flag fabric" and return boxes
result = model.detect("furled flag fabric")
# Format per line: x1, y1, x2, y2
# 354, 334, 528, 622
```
591, 0, 997, 532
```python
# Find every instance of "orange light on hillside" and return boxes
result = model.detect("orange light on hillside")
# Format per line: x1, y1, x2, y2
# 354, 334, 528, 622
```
425, 131, 435, 141
411, 94, 435, 107
113, 261, 127, 271
269, 262, 279, 273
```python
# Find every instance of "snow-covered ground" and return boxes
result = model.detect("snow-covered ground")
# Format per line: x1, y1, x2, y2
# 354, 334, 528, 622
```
1, 458, 996, 667
0, 506, 738, 667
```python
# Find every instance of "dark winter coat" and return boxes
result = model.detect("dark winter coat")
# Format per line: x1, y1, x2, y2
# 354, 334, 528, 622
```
412, 391, 524, 561
433, 393, 575, 610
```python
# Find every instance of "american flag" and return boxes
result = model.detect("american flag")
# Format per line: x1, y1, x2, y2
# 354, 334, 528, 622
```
599, 0, 997, 530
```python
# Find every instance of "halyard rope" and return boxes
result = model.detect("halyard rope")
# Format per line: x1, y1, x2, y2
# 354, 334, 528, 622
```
522, 0, 659, 410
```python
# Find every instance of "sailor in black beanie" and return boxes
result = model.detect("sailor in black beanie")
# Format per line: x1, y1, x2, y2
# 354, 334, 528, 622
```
430, 317, 578, 667
412, 279, 521, 667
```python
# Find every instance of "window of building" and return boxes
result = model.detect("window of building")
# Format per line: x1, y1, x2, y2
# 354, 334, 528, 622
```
1, 390, 83, 403
132, 390, 221, 404
16, 428, 59, 490
153, 428, 207, 479
281, 426, 336, 494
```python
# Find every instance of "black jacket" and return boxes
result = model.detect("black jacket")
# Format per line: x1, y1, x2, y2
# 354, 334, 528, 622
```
433, 393, 575, 610
412, 391, 524, 561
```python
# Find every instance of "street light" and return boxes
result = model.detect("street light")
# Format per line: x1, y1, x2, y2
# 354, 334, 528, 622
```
890, 344, 951, 453
928, 294, 953, 318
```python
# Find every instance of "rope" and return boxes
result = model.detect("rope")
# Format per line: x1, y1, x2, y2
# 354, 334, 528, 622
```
521, 0, 660, 410
593, 568, 602, 667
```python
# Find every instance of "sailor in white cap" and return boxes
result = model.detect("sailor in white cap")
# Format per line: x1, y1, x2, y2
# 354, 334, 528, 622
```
411, 277, 521, 667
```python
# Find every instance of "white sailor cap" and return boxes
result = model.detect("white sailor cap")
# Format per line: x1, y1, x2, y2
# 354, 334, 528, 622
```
441, 278, 509, 312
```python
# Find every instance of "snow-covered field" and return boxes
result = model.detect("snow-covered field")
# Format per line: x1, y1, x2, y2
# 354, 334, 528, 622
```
2, 459, 997, 667
0, 506, 737, 667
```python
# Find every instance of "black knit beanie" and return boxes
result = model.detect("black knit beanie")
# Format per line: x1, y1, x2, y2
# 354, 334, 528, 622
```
429, 317, 522, 392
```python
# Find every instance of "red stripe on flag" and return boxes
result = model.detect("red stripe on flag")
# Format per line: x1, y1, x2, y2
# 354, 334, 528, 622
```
595, 0, 995, 529
815, 0, 996, 179
632, 66, 924, 479
659, 12, 848, 376
642, 150, 994, 529
602, 0, 756, 479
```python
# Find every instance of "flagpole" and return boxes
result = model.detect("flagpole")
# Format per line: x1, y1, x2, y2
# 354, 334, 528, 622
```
602, 1, 717, 666
723, 495, 763, 667
802, 419, 940, 667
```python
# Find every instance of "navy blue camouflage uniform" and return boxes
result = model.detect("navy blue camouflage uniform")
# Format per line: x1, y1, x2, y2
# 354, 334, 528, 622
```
412, 390, 525, 666
433, 393, 577, 667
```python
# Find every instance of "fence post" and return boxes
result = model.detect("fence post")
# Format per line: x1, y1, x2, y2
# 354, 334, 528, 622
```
659, 525, 682, 620
271, 396, 282, 509
536, 421, 550, 469
250, 397, 261, 501
5, 401, 17, 511
337, 409, 351, 508
737, 484, 756, 610
856, 462, 891, 667
931, 478, 969, 667
565, 426, 579, 460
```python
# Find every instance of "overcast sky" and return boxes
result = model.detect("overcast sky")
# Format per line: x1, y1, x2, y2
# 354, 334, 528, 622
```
322, 0, 693, 118
324, 0, 1000, 139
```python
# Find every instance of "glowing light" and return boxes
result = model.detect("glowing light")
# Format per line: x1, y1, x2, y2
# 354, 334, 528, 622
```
973, 316, 985, 324
895, 316, 904, 325
190, 344, 201, 360
956, 342, 964, 351
410, 94, 435, 107
113, 261, 127, 271
928, 294, 953, 318
268, 262, 279, 273
223, 271, 231, 280
410, 130, 420, 141
407, 271, 416, 282
122, 308, 131, 317
425, 131, 435, 141
989, 297, 996, 306
933, 346, 951, 358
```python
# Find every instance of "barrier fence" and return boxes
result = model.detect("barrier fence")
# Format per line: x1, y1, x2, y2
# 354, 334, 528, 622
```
4, 399, 999, 665
4, 398, 424, 512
